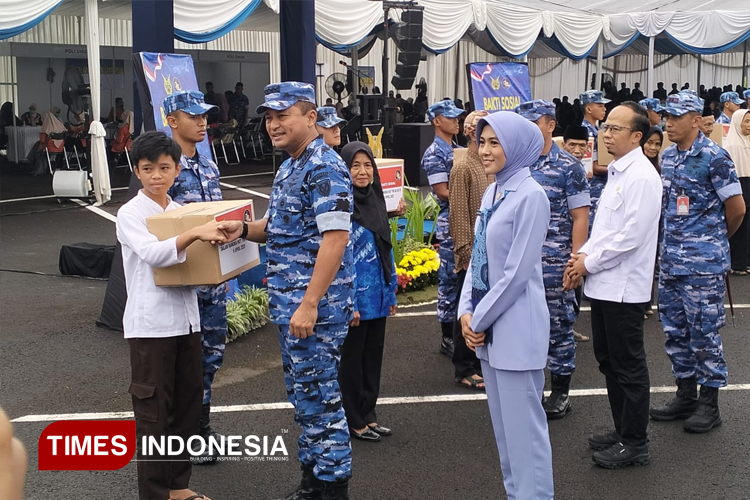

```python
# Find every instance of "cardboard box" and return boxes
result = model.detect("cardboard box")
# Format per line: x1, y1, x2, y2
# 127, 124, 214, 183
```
375, 158, 405, 212
146, 200, 261, 286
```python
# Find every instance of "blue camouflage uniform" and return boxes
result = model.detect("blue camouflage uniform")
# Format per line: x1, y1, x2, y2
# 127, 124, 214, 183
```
717, 92, 743, 124
640, 98, 665, 130
659, 91, 743, 389
259, 82, 354, 482
580, 90, 610, 234
744, 89, 750, 103
517, 100, 591, 376
422, 99, 465, 324
316, 106, 346, 129
164, 90, 227, 406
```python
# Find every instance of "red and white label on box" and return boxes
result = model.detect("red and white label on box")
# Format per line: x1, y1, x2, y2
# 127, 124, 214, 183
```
214, 202, 260, 276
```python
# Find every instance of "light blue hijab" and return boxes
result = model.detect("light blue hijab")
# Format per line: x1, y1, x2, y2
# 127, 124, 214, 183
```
475, 111, 544, 187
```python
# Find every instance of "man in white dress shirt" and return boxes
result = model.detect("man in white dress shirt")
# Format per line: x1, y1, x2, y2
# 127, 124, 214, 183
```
564, 102, 662, 469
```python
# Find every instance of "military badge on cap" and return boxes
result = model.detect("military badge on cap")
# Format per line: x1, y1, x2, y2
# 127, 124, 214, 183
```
163, 90, 218, 116
427, 99, 465, 122
255, 81, 317, 114
316, 106, 346, 128
515, 99, 556, 121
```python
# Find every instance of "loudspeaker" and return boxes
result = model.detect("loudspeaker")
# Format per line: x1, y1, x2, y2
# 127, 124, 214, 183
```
393, 8, 423, 92
359, 94, 383, 124
398, 51, 421, 66
391, 76, 415, 90
395, 64, 418, 79
392, 123, 434, 186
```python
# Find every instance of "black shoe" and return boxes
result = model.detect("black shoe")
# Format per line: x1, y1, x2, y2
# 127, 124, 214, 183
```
684, 386, 722, 433
276, 464, 322, 500
650, 378, 698, 421
368, 424, 392, 436
588, 431, 620, 451
321, 478, 349, 500
592, 442, 650, 469
440, 336, 454, 358
543, 374, 572, 419
351, 428, 381, 442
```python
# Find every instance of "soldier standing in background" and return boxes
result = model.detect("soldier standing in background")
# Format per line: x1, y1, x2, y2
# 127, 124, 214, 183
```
164, 90, 226, 465
517, 100, 590, 419
421, 99, 466, 359
651, 91, 745, 434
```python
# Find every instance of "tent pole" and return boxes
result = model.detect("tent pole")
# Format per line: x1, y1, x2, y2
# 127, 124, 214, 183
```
595, 34, 603, 91
648, 36, 655, 99
351, 44, 359, 93
743, 40, 748, 88
585, 57, 590, 91
696, 54, 702, 93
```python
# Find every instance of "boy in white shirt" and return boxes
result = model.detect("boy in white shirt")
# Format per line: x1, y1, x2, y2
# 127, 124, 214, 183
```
117, 131, 225, 500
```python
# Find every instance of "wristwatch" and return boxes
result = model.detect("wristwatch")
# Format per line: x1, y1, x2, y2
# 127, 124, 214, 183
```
240, 222, 248, 240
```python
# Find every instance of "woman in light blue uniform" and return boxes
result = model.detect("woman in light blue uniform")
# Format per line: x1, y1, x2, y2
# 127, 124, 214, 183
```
458, 111, 554, 499
338, 142, 398, 442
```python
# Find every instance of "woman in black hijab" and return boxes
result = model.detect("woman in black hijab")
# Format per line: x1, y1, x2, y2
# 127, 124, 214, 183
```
0, 102, 21, 150
338, 141, 398, 442
641, 126, 663, 172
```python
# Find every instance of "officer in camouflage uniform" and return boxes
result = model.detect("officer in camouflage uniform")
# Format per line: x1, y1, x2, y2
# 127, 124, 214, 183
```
580, 90, 610, 234
639, 98, 665, 130
517, 100, 590, 419
421, 99, 465, 358
651, 91, 746, 433
716, 91, 742, 124
164, 90, 226, 464
246, 82, 354, 500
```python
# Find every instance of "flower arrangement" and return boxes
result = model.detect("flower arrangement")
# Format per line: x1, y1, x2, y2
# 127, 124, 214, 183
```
226, 285, 270, 342
395, 247, 440, 293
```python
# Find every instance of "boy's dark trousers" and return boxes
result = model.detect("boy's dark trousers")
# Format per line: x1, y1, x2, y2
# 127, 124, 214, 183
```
128, 332, 203, 500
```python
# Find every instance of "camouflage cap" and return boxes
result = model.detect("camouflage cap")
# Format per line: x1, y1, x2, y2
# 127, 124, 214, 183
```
316, 106, 346, 128
427, 99, 464, 122
744, 89, 750, 100
664, 90, 704, 116
639, 98, 664, 113
720, 91, 743, 105
163, 90, 218, 116
255, 81, 317, 114
579, 90, 611, 105
515, 99, 556, 122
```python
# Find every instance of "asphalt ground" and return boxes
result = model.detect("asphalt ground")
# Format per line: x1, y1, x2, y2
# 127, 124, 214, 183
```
2, 159, 750, 499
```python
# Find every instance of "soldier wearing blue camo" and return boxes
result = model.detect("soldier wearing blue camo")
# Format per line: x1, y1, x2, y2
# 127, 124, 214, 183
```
650, 90, 746, 434
744, 89, 750, 107
517, 100, 591, 419
580, 90, 610, 235
717, 92, 742, 124
639, 98, 665, 129
422, 99, 465, 358
164, 90, 228, 464
249, 82, 355, 500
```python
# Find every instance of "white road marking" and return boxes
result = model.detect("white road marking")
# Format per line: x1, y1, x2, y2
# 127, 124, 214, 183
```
71, 199, 117, 222
220, 182, 270, 199
12, 384, 750, 423
394, 304, 750, 318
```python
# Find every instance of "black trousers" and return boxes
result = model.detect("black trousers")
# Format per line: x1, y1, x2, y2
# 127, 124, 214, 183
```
128, 333, 203, 500
452, 269, 482, 378
590, 299, 650, 447
730, 177, 750, 271
339, 317, 387, 430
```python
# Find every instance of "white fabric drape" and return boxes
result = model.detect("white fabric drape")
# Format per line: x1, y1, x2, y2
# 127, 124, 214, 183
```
0, 0, 63, 37
484, 4, 544, 57
85, 0, 110, 205
420, 0, 476, 53
315, 0, 384, 47
174, 0, 259, 35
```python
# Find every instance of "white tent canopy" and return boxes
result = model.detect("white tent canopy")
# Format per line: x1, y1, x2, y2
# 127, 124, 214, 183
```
4, 0, 750, 58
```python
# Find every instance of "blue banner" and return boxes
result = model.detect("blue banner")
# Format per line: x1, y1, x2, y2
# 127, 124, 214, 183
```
467, 62, 532, 112
139, 52, 211, 158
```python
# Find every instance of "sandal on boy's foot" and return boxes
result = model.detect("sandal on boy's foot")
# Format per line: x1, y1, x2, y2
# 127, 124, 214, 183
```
455, 375, 485, 391
730, 269, 747, 276
351, 428, 381, 442
574, 330, 590, 342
